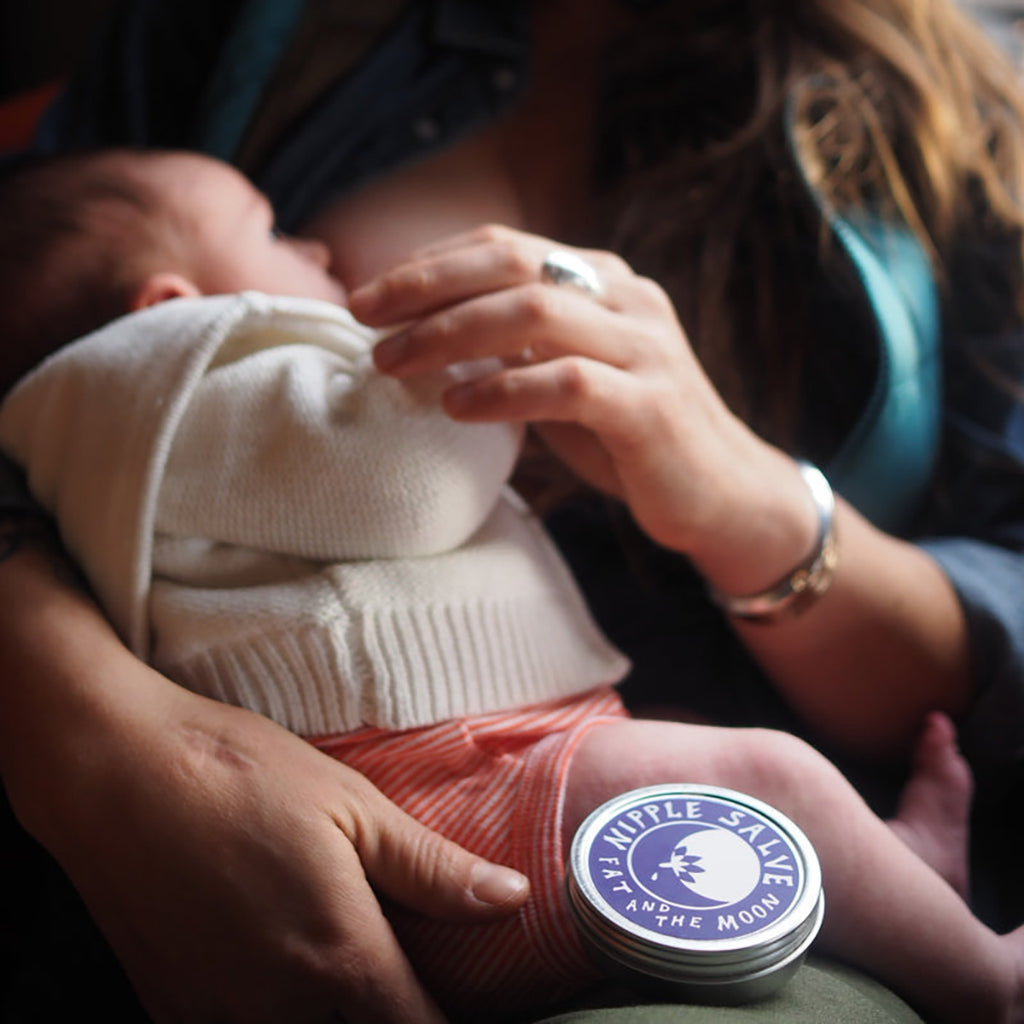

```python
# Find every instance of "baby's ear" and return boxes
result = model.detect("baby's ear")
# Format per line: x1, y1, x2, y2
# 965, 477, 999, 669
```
130, 272, 201, 310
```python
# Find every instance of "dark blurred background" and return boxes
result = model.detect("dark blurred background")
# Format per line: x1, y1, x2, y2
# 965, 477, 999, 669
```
0, 0, 112, 101
1, 1, 1023, 104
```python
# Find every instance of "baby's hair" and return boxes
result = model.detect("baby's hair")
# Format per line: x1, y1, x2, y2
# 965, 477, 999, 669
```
0, 148, 167, 397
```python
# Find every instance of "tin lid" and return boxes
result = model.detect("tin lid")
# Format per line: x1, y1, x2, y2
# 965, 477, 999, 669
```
567, 784, 824, 987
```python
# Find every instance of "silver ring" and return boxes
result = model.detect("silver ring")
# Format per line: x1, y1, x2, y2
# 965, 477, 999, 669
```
540, 250, 605, 298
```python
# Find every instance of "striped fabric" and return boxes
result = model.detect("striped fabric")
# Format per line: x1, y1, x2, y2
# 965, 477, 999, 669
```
313, 687, 628, 1017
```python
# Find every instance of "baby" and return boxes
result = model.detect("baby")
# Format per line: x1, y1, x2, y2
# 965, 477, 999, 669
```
0, 149, 1019, 1023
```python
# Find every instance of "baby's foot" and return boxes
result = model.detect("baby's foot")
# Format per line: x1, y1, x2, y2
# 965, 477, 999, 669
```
888, 711, 973, 899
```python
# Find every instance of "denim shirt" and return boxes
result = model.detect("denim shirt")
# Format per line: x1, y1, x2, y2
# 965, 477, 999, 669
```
12, 0, 1024, 781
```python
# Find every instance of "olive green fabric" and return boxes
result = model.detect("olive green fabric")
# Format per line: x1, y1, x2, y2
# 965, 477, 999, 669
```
531, 959, 924, 1024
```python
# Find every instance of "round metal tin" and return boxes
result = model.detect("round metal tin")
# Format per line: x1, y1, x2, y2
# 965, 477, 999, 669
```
567, 784, 824, 1004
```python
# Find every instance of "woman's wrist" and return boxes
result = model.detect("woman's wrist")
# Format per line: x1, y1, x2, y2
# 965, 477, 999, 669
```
684, 442, 825, 601
708, 461, 838, 623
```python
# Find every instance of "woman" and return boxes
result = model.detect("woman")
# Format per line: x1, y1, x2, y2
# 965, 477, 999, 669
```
2, 0, 1023, 1020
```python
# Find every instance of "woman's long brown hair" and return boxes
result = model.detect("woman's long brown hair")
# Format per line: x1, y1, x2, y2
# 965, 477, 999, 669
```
597, 0, 1024, 443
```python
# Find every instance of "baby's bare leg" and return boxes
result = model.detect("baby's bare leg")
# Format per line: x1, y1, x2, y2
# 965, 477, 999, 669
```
563, 719, 1023, 1024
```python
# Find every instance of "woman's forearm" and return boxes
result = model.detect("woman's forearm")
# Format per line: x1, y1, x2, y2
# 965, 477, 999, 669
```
730, 500, 972, 760
0, 515, 154, 837
669, 447, 973, 761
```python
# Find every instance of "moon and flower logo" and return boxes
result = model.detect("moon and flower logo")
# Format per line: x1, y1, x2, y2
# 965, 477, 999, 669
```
632, 821, 763, 909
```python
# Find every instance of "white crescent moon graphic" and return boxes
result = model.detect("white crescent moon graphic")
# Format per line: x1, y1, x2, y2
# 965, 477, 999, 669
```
664, 827, 761, 904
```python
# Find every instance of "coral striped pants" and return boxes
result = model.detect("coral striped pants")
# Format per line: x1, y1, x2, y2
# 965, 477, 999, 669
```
312, 687, 627, 1018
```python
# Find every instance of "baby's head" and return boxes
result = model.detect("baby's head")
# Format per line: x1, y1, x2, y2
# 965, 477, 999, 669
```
0, 148, 344, 395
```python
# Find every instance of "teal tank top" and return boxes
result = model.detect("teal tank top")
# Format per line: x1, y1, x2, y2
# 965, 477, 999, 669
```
786, 90, 943, 531
824, 210, 942, 531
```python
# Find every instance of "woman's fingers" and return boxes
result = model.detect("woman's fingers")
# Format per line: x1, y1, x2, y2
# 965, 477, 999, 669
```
311, 841, 449, 1024
339, 764, 531, 922
115, 830, 452, 1024
351, 224, 633, 326
444, 359, 630, 495
308, 764, 529, 1023
352, 237, 537, 323
442, 356, 623, 425
373, 283, 645, 376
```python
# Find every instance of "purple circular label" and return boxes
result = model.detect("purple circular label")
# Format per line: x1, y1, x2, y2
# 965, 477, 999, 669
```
583, 792, 805, 943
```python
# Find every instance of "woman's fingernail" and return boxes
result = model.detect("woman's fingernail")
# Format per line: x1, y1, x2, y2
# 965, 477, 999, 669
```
349, 283, 380, 317
443, 382, 473, 414
373, 331, 407, 370
469, 862, 530, 907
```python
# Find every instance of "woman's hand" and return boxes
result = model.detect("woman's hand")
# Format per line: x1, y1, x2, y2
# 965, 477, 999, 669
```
46, 695, 528, 1024
349, 226, 972, 756
350, 225, 819, 597
0, 541, 528, 1024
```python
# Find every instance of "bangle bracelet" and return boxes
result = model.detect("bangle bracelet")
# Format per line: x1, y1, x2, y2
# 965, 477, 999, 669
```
710, 461, 838, 624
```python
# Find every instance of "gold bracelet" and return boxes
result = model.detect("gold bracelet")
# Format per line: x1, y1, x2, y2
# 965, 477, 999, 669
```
709, 461, 838, 625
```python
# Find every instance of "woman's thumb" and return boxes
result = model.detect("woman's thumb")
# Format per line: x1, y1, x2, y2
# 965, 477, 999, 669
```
355, 793, 530, 922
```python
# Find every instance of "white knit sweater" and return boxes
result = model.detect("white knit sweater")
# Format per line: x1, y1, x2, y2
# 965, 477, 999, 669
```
0, 292, 628, 734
